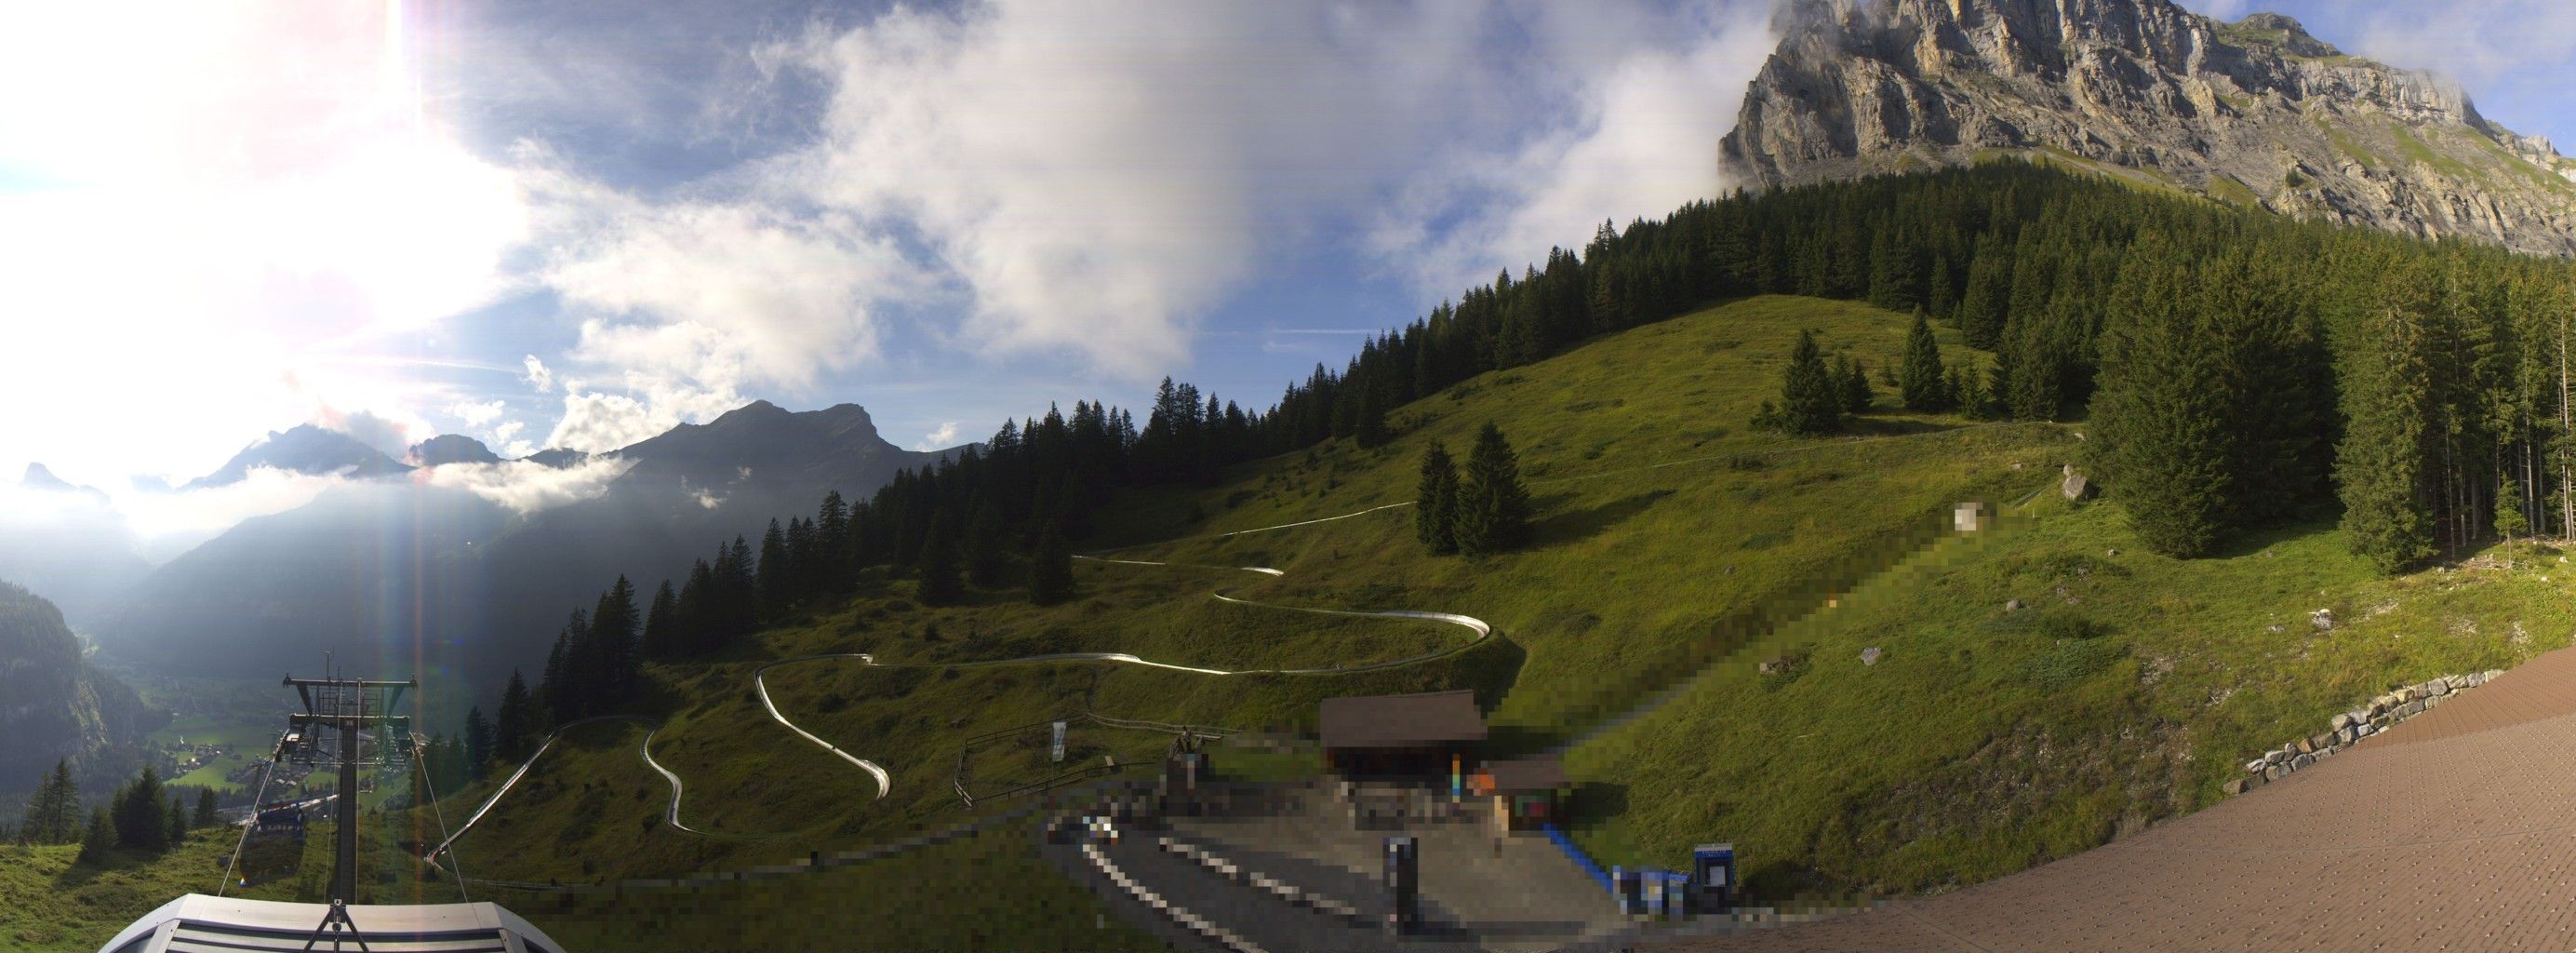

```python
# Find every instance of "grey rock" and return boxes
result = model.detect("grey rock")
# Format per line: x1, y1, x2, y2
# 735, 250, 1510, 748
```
2310, 609, 2334, 632
2309, 732, 2336, 750
1724, 0, 2576, 256
2330, 713, 2353, 731
2265, 765, 2287, 782
2223, 778, 2249, 796
2424, 679, 2449, 697
2061, 469, 2095, 502
2291, 753, 2315, 770
1861, 647, 1884, 666
2005, 598, 2027, 612
2402, 700, 2425, 717
2245, 759, 2267, 774
2486, 669, 2505, 682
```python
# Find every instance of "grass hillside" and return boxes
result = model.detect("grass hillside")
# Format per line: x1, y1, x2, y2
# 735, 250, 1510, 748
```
384, 295, 2078, 933
34, 292, 2576, 947
1570, 492, 2576, 897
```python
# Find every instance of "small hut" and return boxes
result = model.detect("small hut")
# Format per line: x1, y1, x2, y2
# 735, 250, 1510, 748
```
1319, 690, 1488, 779
1470, 756, 1570, 831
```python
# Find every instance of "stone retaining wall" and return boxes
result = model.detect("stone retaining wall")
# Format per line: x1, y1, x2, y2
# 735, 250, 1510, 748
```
2224, 670, 2503, 796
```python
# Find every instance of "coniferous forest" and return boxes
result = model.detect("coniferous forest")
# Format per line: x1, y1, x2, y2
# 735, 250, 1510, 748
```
475, 160, 2576, 755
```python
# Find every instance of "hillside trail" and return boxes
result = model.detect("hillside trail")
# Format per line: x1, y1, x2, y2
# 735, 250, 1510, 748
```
427, 420, 2056, 873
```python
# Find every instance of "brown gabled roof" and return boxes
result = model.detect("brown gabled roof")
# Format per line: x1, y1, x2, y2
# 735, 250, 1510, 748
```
1480, 756, 1570, 792
1319, 689, 1488, 749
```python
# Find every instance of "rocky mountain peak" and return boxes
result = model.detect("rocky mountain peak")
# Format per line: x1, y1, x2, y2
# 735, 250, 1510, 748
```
1726, 0, 2576, 255
408, 434, 503, 468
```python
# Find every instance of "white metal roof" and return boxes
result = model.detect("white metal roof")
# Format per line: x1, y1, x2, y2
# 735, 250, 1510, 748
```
96, 894, 567, 953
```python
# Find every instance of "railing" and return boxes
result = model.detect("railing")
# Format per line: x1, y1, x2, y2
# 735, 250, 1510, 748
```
1541, 823, 1613, 893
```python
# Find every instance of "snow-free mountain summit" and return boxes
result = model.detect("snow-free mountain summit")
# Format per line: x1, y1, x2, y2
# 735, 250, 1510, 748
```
1725, 0, 2576, 255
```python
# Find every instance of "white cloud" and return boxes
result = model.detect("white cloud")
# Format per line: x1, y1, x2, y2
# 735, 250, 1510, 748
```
544, 392, 674, 454
1368, 3, 1778, 297
311, 406, 429, 461
419, 455, 635, 515
119, 467, 353, 561
447, 400, 508, 428
0, 3, 532, 486
491, 421, 531, 458
521, 355, 556, 393
914, 421, 963, 451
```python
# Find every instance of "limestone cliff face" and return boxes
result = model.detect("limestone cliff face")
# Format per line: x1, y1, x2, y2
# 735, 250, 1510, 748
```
1722, 0, 2576, 256
0, 581, 154, 785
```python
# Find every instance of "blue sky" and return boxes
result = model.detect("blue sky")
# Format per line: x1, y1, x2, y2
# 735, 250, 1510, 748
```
1, 0, 2570, 523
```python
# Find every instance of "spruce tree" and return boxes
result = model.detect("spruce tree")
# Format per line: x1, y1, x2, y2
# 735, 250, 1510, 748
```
965, 503, 1008, 585
464, 707, 493, 776
2091, 264, 2233, 557
1779, 329, 1843, 435
1415, 441, 1462, 555
916, 524, 965, 606
1901, 309, 1950, 411
114, 766, 166, 851
496, 670, 531, 761
756, 518, 791, 619
76, 806, 113, 863
1028, 524, 1074, 605
1453, 423, 1534, 556
2497, 476, 2530, 539
1836, 356, 1873, 413
2340, 296, 2437, 573
166, 796, 186, 848
194, 788, 218, 828
642, 581, 676, 660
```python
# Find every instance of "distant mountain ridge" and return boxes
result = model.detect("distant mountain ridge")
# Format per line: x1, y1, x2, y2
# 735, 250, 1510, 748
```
102, 401, 966, 685
1723, 0, 2576, 255
408, 434, 502, 467
183, 424, 413, 490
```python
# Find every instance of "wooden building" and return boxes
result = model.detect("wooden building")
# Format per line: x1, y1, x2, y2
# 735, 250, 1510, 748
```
1318, 689, 1488, 778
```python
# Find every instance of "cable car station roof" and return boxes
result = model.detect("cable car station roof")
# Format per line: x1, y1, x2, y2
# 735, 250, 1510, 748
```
97, 894, 565, 953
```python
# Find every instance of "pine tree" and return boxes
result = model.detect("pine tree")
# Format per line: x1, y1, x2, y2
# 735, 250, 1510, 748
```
113, 766, 167, 851
965, 503, 1008, 585
2341, 293, 2438, 573
464, 707, 493, 776
2091, 263, 2233, 557
2497, 476, 2530, 539
496, 670, 531, 761
166, 795, 186, 847
592, 576, 639, 708
76, 806, 113, 863
1901, 309, 1950, 411
1453, 423, 1534, 556
1778, 329, 1843, 436
1416, 441, 1462, 555
18, 759, 77, 844
194, 788, 218, 828
642, 580, 676, 660
756, 518, 791, 619
1028, 524, 1074, 605
1354, 386, 1393, 449
916, 523, 965, 606
1835, 356, 1873, 413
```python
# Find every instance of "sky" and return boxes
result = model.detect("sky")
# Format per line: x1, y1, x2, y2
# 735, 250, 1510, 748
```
1, 0, 2572, 551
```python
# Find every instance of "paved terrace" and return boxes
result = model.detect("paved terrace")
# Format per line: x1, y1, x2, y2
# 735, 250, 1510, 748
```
1665, 644, 2576, 952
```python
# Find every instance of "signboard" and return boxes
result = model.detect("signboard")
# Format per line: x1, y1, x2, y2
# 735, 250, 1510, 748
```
1050, 720, 1067, 763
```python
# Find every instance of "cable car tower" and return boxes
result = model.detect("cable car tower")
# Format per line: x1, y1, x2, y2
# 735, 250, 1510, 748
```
282, 659, 414, 909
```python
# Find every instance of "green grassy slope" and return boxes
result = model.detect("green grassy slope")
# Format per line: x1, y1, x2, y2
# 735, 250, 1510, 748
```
33, 292, 2576, 946
408, 296, 2069, 917
1572, 492, 2576, 897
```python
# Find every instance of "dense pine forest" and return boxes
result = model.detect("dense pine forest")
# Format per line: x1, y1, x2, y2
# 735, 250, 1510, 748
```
463, 160, 2576, 758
